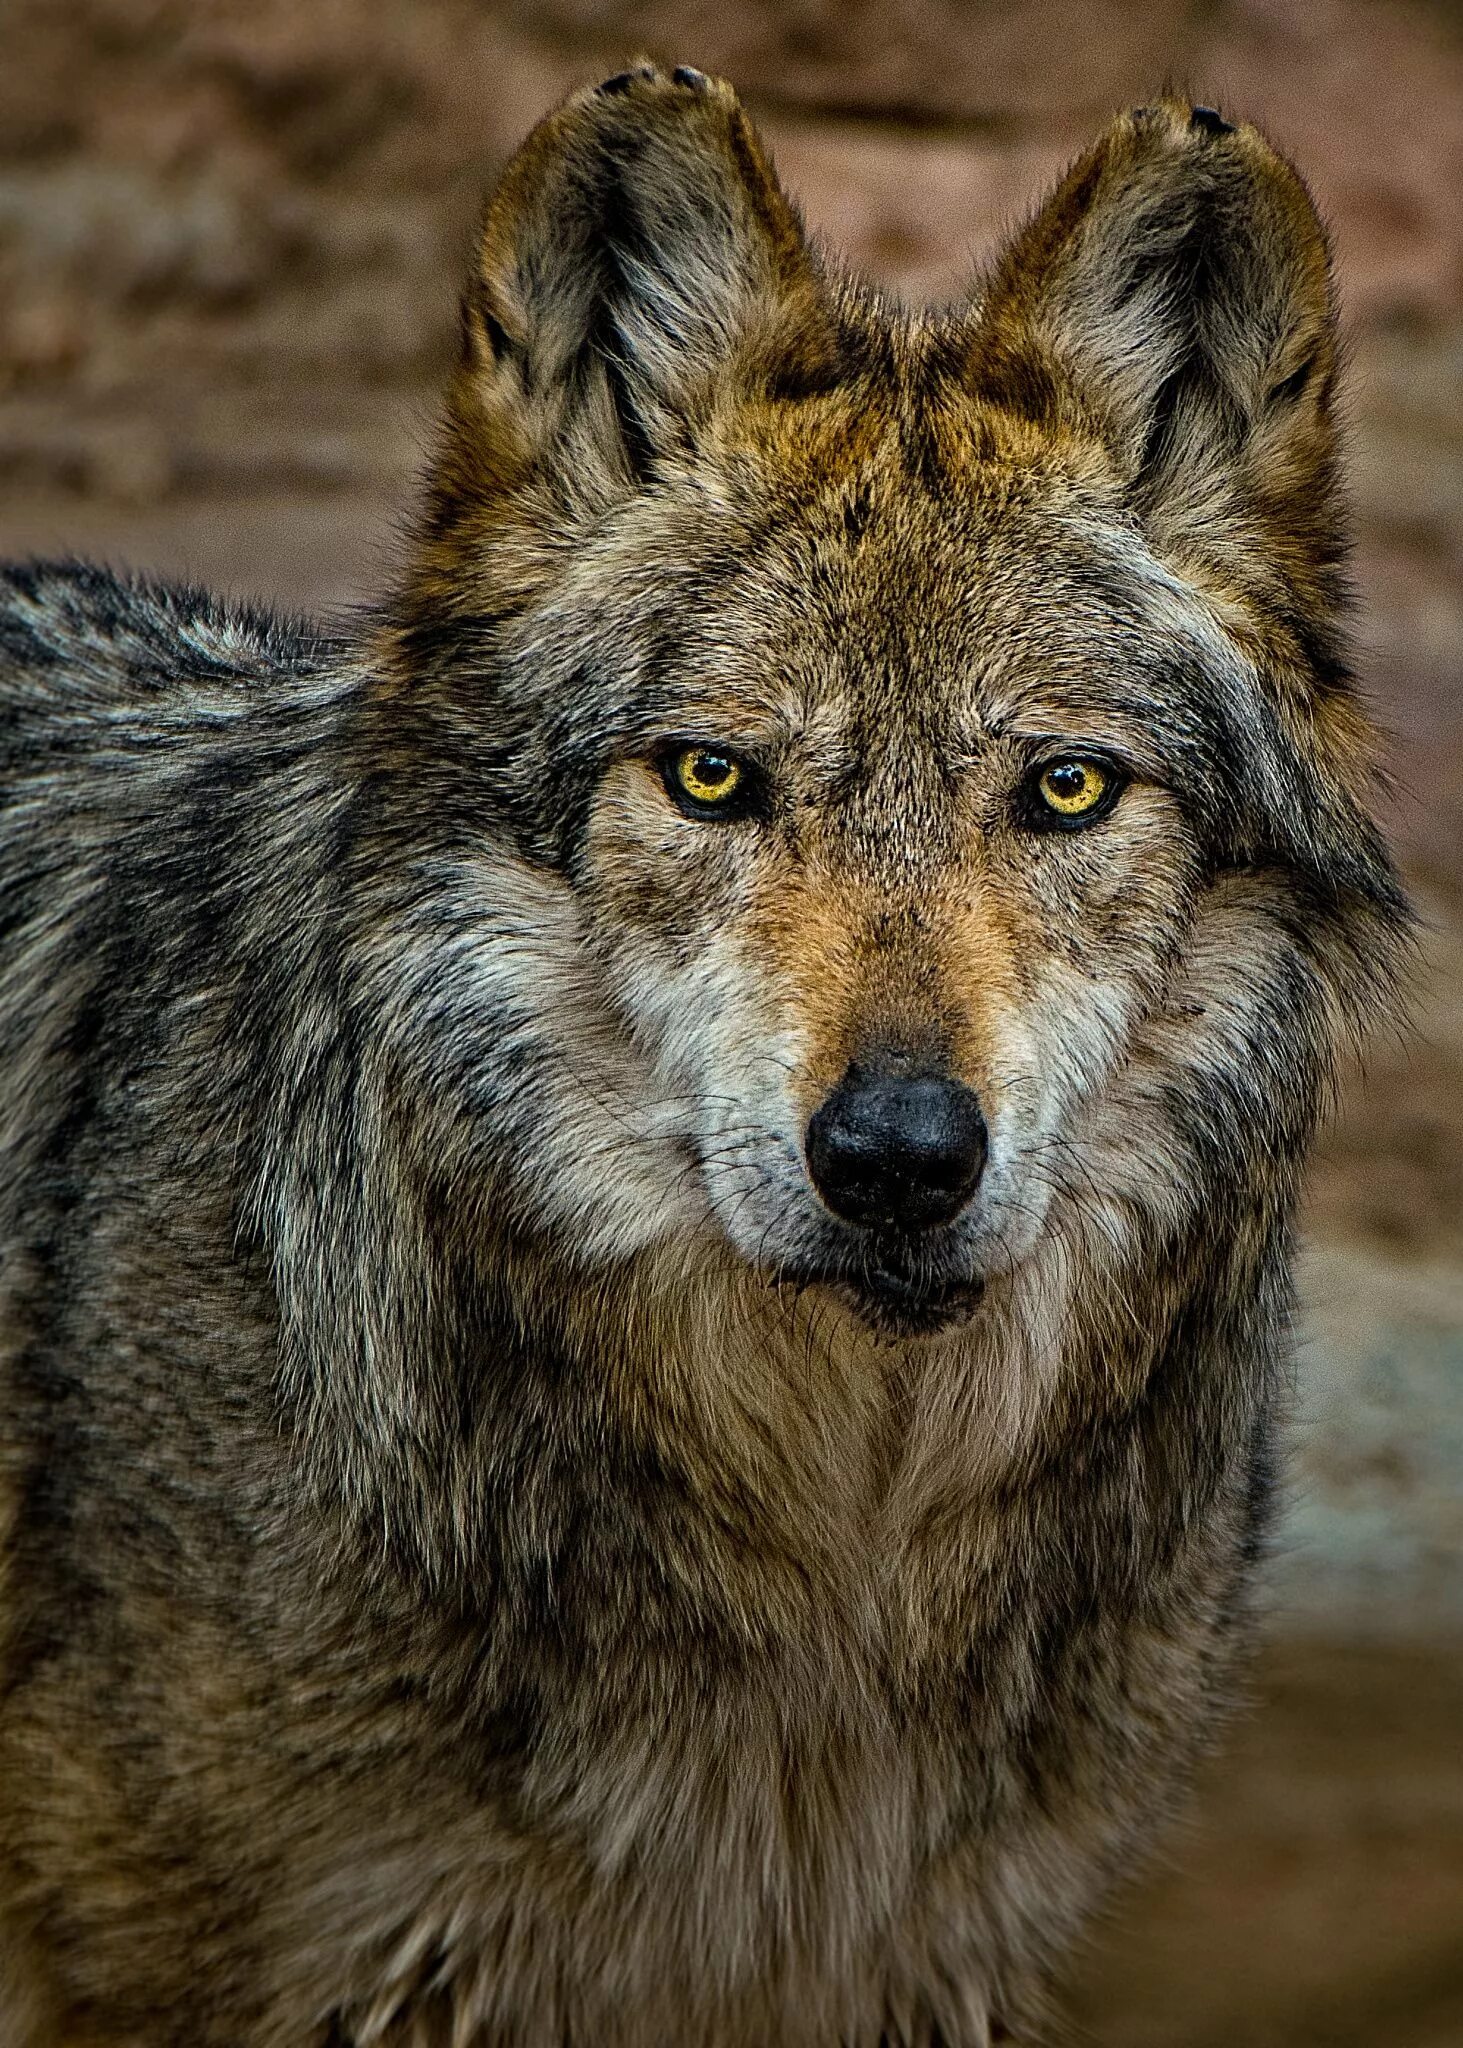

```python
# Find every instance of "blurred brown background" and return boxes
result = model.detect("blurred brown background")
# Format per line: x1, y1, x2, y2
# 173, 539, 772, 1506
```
1, 3, 1460, 2041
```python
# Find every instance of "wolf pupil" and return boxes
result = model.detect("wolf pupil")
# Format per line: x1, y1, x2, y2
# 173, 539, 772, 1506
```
673, 746, 743, 809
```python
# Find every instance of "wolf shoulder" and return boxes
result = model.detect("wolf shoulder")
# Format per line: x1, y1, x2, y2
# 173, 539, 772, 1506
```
0, 559, 354, 1196
0, 553, 352, 936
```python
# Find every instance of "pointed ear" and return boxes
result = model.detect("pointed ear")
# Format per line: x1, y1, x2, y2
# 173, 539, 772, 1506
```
972, 100, 1341, 598
440, 63, 836, 511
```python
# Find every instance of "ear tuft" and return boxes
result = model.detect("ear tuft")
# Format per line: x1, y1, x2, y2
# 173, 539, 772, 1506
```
446, 64, 834, 507
971, 97, 1342, 593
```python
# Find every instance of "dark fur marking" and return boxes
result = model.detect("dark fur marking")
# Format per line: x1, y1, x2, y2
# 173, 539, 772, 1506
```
840, 479, 874, 546
0, 611, 60, 670
1267, 355, 1315, 407
976, 349, 1062, 429
899, 404, 948, 497
468, 283, 512, 366
574, 135, 667, 482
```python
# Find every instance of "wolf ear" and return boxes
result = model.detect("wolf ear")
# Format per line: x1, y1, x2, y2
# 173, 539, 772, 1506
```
973, 100, 1340, 590
442, 64, 835, 508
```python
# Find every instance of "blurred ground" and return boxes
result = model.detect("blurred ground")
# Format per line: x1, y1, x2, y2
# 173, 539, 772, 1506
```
1, 3, 1459, 2042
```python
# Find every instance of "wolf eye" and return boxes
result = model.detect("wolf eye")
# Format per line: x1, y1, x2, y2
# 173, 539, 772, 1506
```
1025, 755, 1123, 829
663, 744, 749, 817
1040, 760, 1108, 814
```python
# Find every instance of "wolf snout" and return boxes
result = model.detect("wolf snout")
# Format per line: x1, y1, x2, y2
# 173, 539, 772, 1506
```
805, 1065, 989, 1231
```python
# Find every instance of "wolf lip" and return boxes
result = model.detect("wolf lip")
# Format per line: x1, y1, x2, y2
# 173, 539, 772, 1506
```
850, 1263, 984, 1334
776, 1255, 984, 1335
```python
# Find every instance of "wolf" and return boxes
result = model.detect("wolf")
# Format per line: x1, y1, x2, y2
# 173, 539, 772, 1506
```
0, 64, 1407, 2048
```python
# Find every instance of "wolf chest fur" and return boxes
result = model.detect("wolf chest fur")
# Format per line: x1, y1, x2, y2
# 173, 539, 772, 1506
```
0, 65, 1406, 2048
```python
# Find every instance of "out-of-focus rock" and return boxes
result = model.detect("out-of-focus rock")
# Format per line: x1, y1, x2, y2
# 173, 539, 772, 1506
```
502, 0, 1198, 124
0, 0, 1458, 397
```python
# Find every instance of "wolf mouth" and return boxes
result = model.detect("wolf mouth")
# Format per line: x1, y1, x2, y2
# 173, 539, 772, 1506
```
772, 1252, 985, 1337
840, 1265, 985, 1336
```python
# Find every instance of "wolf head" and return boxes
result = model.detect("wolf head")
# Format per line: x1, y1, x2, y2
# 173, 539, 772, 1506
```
370, 69, 1403, 1339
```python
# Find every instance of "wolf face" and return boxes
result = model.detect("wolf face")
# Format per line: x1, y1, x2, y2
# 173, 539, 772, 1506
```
378, 73, 1398, 1342
538, 465, 1214, 1334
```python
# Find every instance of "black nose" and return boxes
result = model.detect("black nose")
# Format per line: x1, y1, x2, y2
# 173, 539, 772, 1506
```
805, 1066, 988, 1231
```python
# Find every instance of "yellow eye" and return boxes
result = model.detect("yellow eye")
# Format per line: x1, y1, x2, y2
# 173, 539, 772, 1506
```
670, 745, 744, 810
1035, 758, 1113, 819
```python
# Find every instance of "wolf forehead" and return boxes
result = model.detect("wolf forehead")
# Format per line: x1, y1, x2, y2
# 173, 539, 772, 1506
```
484, 423, 1251, 782
412, 401, 1296, 884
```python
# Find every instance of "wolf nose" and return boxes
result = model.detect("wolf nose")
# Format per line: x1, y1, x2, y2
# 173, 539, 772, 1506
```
805, 1066, 988, 1231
